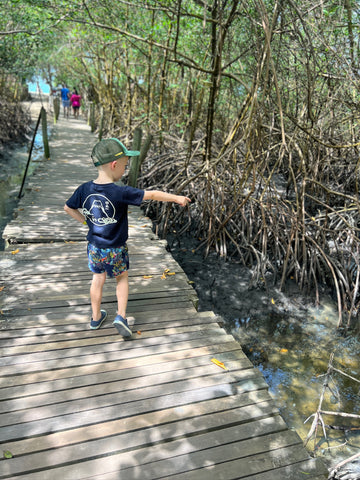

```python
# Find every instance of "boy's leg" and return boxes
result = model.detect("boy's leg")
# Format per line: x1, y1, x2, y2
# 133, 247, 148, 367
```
115, 271, 129, 318
90, 272, 107, 321
114, 271, 132, 337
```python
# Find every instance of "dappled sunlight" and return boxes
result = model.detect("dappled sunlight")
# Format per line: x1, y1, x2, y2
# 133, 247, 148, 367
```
0, 99, 327, 479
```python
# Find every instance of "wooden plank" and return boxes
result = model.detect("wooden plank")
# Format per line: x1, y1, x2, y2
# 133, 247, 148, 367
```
0, 344, 246, 389
0, 385, 274, 444
140, 444, 317, 480
0, 325, 229, 357
1, 273, 194, 298
0, 366, 264, 418
0, 339, 242, 377
1, 292, 195, 311
0, 306, 208, 331
0, 354, 253, 401
0, 314, 217, 341
1, 416, 292, 479
0, 322, 220, 350
0, 402, 281, 461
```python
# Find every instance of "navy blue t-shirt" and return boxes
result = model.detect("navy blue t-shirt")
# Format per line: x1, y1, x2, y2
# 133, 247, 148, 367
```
66, 181, 145, 248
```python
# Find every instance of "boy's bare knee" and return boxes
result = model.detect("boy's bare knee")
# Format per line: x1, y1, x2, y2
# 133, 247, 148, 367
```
116, 271, 128, 282
92, 272, 107, 286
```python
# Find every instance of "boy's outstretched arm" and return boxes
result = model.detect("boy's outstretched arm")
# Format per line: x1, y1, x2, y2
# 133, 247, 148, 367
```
64, 204, 86, 223
143, 190, 191, 206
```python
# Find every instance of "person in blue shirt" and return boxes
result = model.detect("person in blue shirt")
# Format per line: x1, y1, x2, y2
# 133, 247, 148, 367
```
60, 85, 70, 118
64, 138, 191, 337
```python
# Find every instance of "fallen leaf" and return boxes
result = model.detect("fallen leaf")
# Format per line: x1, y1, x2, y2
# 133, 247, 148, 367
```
280, 348, 288, 353
271, 298, 275, 304
142, 275, 153, 279
161, 268, 175, 279
11, 249, 19, 255
211, 358, 228, 370
3, 450, 13, 459
0, 286, 5, 292
137, 331, 141, 335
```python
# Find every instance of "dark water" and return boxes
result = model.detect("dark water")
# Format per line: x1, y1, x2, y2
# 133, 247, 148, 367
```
0, 135, 44, 250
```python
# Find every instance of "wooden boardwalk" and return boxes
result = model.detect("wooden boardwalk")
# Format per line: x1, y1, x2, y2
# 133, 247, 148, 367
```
0, 112, 328, 479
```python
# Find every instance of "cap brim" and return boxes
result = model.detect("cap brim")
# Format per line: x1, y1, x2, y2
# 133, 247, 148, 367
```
125, 149, 140, 157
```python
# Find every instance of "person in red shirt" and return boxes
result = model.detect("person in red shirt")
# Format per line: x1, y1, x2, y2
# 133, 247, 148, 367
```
70, 89, 81, 118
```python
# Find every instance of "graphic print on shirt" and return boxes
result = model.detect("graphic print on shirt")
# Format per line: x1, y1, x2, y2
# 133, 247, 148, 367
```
82, 194, 117, 226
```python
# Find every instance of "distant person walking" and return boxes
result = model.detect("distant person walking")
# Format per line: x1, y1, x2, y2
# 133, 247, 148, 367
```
64, 138, 191, 337
60, 85, 70, 118
70, 89, 81, 118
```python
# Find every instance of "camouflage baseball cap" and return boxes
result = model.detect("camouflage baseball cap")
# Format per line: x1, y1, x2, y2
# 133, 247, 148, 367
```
91, 138, 140, 167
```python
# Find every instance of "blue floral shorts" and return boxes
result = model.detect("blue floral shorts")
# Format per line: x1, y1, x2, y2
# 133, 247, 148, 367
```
87, 243, 129, 278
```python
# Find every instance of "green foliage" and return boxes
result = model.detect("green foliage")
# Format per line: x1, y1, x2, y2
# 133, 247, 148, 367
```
0, 0, 358, 144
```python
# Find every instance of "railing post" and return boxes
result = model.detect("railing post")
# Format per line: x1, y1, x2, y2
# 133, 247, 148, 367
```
98, 106, 104, 140
53, 97, 60, 123
127, 128, 142, 187
127, 129, 153, 187
41, 107, 50, 159
88, 102, 96, 132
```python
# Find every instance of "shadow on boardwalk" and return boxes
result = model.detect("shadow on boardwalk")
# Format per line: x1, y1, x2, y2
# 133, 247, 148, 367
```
0, 113, 328, 479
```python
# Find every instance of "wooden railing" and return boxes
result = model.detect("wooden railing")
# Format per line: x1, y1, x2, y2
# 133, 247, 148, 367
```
18, 106, 50, 198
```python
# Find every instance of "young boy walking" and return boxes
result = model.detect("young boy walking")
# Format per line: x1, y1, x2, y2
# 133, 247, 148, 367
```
64, 138, 190, 337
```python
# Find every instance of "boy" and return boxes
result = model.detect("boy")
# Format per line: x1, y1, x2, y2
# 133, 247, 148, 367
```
64, 138, 190, 337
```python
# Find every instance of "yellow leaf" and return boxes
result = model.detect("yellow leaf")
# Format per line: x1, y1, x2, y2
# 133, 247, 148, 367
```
161, 268, 174, 279
211, 358, 228, 370
11, 249, 19, 255
280, 348, 288, 353
142, 275, 153, 279
311, 217, 316, 221
0, 286, 5, 292
137, 331, 142, 335
271, 298, 275, 304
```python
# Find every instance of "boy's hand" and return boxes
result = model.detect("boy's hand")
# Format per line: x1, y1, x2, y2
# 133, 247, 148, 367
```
177, 196, 191, 207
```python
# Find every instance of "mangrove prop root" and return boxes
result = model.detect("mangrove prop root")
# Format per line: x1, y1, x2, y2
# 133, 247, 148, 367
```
139, 125, 360, 330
